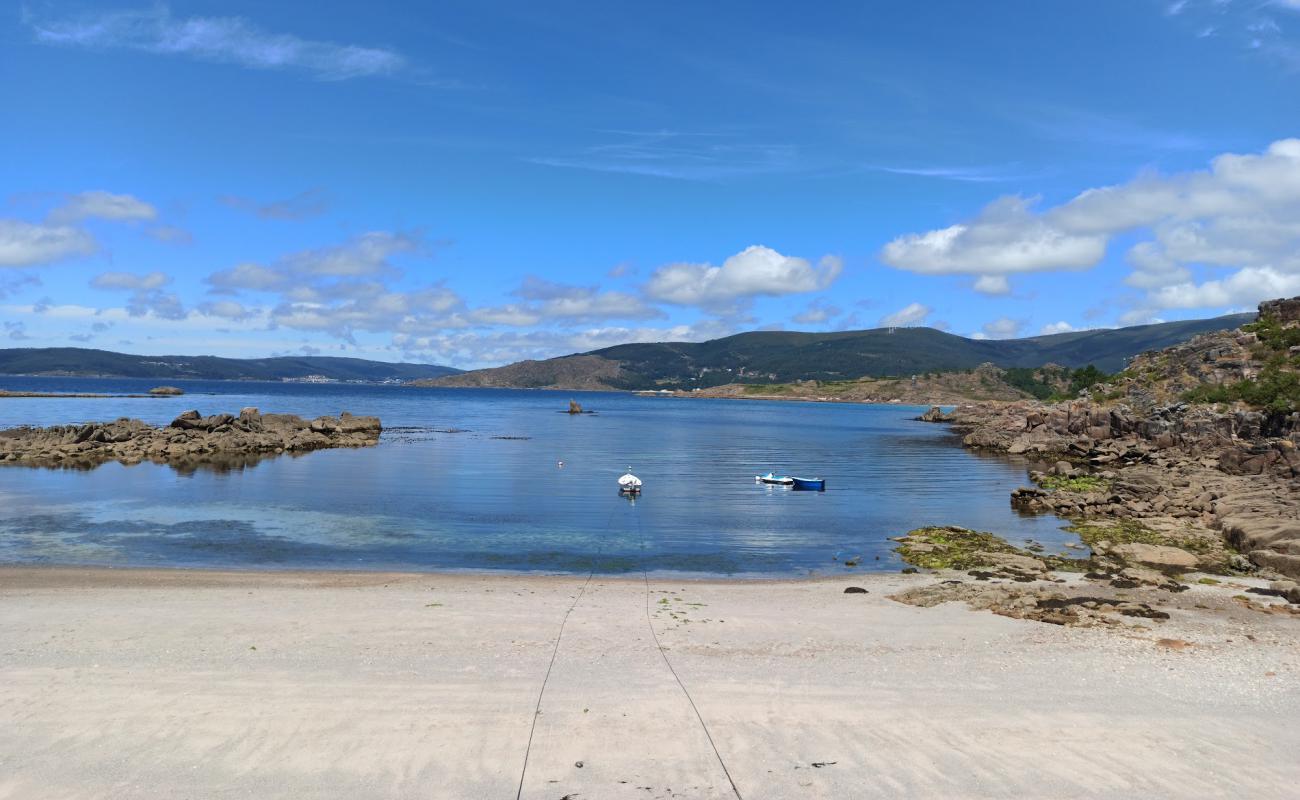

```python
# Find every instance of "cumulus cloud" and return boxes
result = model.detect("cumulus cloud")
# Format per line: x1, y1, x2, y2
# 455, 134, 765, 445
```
882, 139, 1300, 311
503, 276, 663, 322
1039, 321, 1077, 335
881, 195, 1108, 277
220, 188, 330, 220
89, 270, 185, 320
879, 302, 932, 328
2, 190, 177, 268
971, 317, 1025, 340
47, 191, 157, 224
196, 300, 257, 321
29, 6, 407, 81
90, 271, 170, 291
393, 319, 738, 369
0, 220, 97, 267
4, 321, 32, 341
208, 231, 421, 297
643, 245, 842, 310
973, 274, 1011, 295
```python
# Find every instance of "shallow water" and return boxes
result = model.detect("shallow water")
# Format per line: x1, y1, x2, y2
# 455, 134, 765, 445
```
0, 376, 1074, 576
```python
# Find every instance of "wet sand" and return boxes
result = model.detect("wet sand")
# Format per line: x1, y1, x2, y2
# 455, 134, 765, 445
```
1, 566, 1298, 799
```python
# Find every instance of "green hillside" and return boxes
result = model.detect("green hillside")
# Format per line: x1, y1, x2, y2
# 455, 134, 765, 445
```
582, 313, 1255, 389
0, 348, 461, 382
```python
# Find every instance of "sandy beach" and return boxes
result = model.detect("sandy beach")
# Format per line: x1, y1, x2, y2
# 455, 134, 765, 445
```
1, 566, 1297, 799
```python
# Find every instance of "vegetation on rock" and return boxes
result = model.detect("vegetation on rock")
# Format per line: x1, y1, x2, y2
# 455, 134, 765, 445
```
1182, 314, 1300, 413
1037, 474, 1112, 493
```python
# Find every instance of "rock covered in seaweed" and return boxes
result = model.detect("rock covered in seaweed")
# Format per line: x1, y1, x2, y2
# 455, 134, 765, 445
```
0, 409, 381, 468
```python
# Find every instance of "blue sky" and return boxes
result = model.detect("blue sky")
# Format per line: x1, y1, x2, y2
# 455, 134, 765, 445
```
2, 1, 1300, 367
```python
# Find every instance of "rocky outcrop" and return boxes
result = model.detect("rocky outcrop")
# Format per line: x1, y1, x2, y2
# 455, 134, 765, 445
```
1260, 297, 1300, 324
941, 297, 1300, 578
916, 406, 951, 422
149, 386, 184, 396
950, 399, 1300, 478
0, 408, 381, 468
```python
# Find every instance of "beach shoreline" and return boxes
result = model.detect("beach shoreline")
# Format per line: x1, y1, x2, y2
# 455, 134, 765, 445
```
3, 563, 1298, 799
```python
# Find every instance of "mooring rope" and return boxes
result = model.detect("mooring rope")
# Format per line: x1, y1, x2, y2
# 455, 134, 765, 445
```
633, 502, 745, 800
513, 508, 609, 800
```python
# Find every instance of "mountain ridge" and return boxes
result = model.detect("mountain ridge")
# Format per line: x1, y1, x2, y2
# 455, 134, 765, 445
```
0, 347, 461, 382
421, 312, 1255, 391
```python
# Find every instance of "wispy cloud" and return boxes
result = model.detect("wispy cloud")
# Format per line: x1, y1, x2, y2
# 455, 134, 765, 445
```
1159, 0, 1300, 72
872, 164, 1044, 183
27, 5, 407, 81
529, 130, 800, 180
220, 188, 331, 220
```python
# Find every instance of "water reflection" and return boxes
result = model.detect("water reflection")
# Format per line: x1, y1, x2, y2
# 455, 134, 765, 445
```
0, 377, 1078, 576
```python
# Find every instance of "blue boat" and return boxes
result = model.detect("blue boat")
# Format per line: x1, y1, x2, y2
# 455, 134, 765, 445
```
790, 477, 825, 491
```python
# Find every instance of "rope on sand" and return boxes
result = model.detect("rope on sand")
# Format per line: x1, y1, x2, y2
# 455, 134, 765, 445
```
513, 511, 607, 800
633, 503, 745, 800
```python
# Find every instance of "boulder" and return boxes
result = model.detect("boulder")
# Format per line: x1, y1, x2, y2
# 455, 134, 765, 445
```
917, 406, 948, 422
1110, 543, 1199, 570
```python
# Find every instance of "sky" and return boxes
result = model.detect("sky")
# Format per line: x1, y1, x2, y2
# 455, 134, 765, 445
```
2, 0, 1300, 368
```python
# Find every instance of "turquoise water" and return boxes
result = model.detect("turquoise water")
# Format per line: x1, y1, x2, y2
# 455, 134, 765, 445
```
0, 377, 1074, 576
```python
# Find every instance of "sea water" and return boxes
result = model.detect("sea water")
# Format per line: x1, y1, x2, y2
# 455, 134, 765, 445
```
0, 377, 1076, 576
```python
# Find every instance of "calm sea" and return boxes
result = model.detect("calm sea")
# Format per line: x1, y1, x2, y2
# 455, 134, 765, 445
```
0, 376, 1075, 576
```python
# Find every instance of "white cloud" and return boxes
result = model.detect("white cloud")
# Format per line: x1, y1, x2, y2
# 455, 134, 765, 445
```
89, 271, 185, 320
1039, 321, 1076, 335
196, 300, 256, 321
30, 6, 406, 81
393, 319, 738, 370
207, 231, 422, 296
90, 271, 170, 291
1148, 266, 1300, 309
973, 317, 1025, 340
279, 231, 420, 278
878, 302, 931, 327
506, 277, 663, 322
47, 191, 157, 224
883, 138, 1300, 310
973, 274, 1011, 295
881, 196, 1109, 277
644, 245, 842, 309
0, 220, 97, 267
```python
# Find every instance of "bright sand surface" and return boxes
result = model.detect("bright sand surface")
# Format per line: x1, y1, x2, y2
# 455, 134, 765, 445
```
1, 567, 1298, 799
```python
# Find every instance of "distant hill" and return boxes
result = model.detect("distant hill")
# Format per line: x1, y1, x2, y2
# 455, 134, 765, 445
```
429, 354, 627, 390
417, 312, 1255, 391
0, 348, 461, 382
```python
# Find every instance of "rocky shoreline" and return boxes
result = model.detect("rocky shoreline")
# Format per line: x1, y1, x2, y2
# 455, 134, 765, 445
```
889, 297, 1300, 623
930, 398, 1300, 579
0, 408, 381, 469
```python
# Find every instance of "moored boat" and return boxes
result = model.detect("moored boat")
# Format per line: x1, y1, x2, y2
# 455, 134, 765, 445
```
756, 472, 794, 485
791, 477, 826, 491
618, 468, 642, 494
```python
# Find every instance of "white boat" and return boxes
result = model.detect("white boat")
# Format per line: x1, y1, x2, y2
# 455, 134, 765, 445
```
755, 472, 794, 485
618, 467, 643, 494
